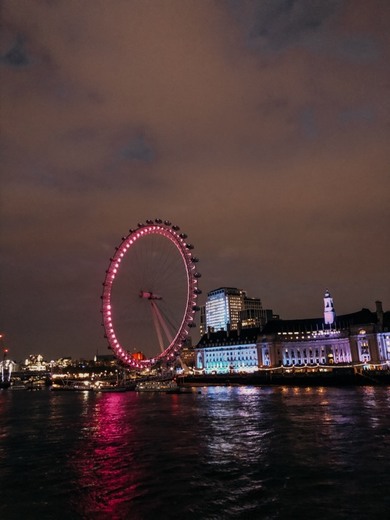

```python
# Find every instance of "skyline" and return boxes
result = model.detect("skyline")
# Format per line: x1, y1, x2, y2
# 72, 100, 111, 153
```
1, 1, 389, 361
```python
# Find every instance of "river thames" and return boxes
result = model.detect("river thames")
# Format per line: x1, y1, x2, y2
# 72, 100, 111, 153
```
1, 385, 390, 519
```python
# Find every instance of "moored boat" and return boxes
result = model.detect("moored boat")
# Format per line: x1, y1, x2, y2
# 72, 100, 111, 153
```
50, 379, 93, 391
135, 379, 178, 392
9, 381, 30, 390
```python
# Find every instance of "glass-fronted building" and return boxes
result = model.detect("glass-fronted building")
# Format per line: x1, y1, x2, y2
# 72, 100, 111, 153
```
204, 287, 269, 333
205, 287, 244, 332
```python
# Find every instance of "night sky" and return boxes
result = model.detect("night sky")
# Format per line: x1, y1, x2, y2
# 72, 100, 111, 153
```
1, 0, 389, 362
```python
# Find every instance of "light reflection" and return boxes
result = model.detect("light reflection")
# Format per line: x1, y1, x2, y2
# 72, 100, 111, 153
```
70, 394, 142, 519
360, 386, 382, 429
202, 387, 267, 465
63, 385, 390, 519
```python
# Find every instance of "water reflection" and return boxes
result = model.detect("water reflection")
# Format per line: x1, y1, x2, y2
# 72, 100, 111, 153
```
70, 393, 142, 519
62, 386, 390, 519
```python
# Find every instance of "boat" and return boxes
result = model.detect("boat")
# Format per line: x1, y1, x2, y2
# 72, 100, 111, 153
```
50, 379, 93, 392
31, 379, 47, 390
98, 386, 128, 393
135, 379, 178, 392
94, 383, 130, 393
9, 381, 30, 390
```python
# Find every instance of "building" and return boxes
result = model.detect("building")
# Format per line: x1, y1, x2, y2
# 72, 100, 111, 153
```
195, 326, 261, 374
195, 291, 390, 374
260, 296, 389, 368
199, 305, 206, 336
203, 287, 273, 334
240, 301, 274, 329
205, 287, 245, 332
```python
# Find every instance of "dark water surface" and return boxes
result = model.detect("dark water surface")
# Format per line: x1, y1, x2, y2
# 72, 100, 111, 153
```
1, 386, 390, 519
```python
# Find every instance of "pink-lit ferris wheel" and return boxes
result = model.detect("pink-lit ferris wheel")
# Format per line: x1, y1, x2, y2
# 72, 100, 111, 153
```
101, 219, 201, 369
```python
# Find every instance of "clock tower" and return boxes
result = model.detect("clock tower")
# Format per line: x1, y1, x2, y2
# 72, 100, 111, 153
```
324, 289, 336, 325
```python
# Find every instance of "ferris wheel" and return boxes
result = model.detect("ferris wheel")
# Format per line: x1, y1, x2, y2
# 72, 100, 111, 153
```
101, 219, 201, 369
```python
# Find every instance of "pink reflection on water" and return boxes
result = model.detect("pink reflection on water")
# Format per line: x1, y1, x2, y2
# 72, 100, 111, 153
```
70, 393, 144, 519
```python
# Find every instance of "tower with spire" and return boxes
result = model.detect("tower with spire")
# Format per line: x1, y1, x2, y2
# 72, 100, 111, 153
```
323, 289, 336, 326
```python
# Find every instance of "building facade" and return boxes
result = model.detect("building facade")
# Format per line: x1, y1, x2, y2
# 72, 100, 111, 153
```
195, 293, 389, 374
260, 299, 389, 368
203, 287, 272, 334
205, 287, 245, 332
195, 327, 261, 374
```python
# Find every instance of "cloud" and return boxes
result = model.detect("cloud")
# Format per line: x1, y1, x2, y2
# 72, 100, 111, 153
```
229, 0, 341, 51
119, 136, 155, 163
1, 36, 30, 67
339, 37, 380, 62
0, 0, 389, 360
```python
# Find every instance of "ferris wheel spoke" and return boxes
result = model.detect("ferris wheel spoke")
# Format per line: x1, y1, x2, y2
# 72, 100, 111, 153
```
150, 300, 174, 345
150, 301, 166, 353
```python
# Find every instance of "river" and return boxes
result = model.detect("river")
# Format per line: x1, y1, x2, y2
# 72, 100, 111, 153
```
1, 385, 389, 519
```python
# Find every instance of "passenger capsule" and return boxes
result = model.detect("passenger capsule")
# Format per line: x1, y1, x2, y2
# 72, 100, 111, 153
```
179, 233, 188, 239
186, 243, 194, 249
164, 220, 171, 226
194, 272, 201, 278
172, 225, 180, 231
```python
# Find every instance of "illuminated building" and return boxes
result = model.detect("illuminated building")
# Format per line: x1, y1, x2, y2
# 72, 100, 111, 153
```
199, 306, 206, 336
94, 354, 117, 366
324, 289, 336, 325
260, 298, 389, 367
240, 298, 274, 328
131, 351, 146, 361
195, 326, 261, 374
204, 287, 273, 333
195, 292, 390, 373
205, 287, 244, 332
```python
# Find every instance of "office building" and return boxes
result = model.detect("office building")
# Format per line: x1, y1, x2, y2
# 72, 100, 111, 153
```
204, 287, 272, 333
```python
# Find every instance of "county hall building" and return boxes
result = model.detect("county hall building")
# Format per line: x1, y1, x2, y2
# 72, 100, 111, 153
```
195, 291, 390, 374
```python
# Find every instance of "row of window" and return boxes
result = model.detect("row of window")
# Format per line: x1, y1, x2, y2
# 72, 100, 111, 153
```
284, 350, 349, 358
206, 361, 258, 369
205, 355, 257, 362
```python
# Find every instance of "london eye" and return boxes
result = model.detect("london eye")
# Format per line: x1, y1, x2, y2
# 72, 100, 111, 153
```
101, 220, 201, 369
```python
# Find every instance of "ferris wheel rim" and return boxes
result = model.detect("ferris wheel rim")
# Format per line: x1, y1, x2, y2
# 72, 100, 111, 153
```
101, 220, 200, 369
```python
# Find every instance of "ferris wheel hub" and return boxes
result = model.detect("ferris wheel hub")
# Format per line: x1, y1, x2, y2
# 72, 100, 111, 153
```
139, 290, 162, 300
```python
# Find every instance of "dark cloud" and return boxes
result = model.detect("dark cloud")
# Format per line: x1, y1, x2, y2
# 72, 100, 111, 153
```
118, 136, 155, 163
1, 36, 30, 67
339, 37, 380, 63
339, 107, 374, 124
229, 0, 341, 51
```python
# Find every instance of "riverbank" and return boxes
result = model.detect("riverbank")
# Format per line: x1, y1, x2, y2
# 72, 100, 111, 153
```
179, 367, 390, 387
